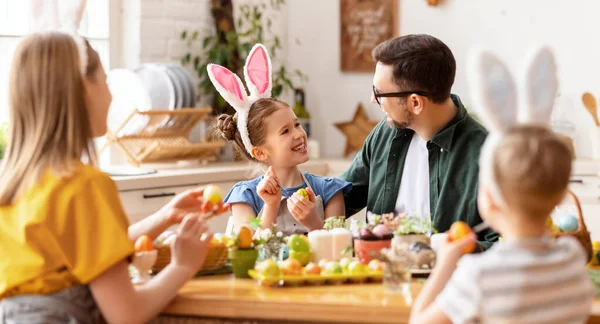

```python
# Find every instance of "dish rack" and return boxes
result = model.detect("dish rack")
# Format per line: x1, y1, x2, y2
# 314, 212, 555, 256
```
99, 107, 225, 167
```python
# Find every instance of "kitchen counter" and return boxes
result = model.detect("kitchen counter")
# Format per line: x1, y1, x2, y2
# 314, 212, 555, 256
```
110, 159, 342, 192
109, 158, 600, 191
157, 275, 600, 324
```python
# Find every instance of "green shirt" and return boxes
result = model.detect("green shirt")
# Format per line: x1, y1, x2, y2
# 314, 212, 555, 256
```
340, 94, 499, 250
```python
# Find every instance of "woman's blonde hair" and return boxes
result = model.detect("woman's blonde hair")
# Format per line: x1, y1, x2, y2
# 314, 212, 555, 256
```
0, 32, 101, 204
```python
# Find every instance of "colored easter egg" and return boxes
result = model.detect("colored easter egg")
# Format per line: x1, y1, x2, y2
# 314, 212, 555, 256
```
558, 215, 578, 232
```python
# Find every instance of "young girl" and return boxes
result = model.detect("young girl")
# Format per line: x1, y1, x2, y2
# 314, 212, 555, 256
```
208, 44, 351, 235
0, 2, 213, 323
410, 47, 594, 323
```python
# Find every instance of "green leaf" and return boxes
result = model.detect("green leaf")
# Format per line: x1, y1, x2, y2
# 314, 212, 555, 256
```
283, 77, 294, 90
241, 42, 251, 55
180, 30, 187, 40
249, 217, 262, 230
191, 31, 199, 41
193, 56, 200, 70
237, 17, 243, 28
225, 31, 237, 43
200, 77, 212, 90
202, 36, 213, 49
272, 84, 283, 98
198, 63, 207, 75
183, 53, 191, 64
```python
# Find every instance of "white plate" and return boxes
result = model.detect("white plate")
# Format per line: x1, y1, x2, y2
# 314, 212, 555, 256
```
168, 64, 196, 108
135, 64, 176, 109
106, 69, 151, 132
167, 65, 191, 108
164, 65, 184, 108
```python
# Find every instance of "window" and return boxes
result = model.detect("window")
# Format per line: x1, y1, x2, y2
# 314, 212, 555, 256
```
0, 0, 113, 123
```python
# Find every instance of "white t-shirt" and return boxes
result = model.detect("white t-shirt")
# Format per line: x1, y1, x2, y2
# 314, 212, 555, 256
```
395, 133, 430, 219
436, 236, 595, 324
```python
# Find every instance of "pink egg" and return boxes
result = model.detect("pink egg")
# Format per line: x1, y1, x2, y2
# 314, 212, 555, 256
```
372, 224, 391, 238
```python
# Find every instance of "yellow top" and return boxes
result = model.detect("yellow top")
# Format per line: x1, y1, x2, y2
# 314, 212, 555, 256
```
0, 163, 133, 298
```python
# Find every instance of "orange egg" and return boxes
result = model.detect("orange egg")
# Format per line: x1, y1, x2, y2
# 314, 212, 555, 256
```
134, 235, 154, 252
304, 262, 322, 275
280, 258, 303, 276
368, 259, 383, 273
448, 221, 475, 253
237, 225, 254, 249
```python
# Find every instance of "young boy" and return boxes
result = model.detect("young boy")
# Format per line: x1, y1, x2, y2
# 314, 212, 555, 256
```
410, 126, 595, 324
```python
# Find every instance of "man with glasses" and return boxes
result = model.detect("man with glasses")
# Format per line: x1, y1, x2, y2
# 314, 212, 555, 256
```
341, 34, 498, 251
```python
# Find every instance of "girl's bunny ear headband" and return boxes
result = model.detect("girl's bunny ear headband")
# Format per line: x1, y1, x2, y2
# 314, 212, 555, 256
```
207, 44, 273, 157
30, 0, 88, 75
467, 45, 558, 208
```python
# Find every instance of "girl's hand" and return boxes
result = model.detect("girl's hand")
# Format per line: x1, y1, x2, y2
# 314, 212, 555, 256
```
436, 232, 477, 268
170, 214, 213, 275
287, 188, 322, 230
257, 167, 282, 206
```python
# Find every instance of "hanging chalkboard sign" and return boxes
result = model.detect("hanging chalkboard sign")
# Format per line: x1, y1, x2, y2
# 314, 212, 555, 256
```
340, 0, 398, 73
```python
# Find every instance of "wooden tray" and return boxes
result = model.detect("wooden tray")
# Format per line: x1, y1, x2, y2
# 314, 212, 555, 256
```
248, 269, 383, 287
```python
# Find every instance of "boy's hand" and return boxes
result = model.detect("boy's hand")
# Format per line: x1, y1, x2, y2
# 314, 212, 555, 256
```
436, 233, 477, 268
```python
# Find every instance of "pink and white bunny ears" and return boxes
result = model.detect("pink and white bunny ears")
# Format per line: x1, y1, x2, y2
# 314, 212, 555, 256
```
207, 44, 273, 156
30, 0, 88, 75
467, 46, 558, 207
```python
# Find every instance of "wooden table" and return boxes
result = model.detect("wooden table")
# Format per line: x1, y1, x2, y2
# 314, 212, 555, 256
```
159, 275, 600, 323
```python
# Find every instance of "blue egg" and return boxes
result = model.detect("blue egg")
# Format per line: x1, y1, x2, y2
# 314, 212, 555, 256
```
279, 245, 289, 261
558, 215, 578, 232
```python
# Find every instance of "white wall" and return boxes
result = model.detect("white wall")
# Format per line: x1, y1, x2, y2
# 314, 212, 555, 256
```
286, 0, 599, 158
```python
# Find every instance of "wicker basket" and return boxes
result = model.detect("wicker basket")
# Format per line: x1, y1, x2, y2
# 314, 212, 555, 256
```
152, 242, 228, 274
553, 190, 593, 262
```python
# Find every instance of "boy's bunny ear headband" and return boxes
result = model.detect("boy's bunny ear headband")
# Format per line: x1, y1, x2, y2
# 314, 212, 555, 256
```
207, 44, 272, 157
30, 0, 88, 75
467, 46, 558, 208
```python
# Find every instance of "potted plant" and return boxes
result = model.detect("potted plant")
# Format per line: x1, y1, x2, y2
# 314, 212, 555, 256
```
180, 0, 306, 115
353, 214, 394, 264
389, 214, 437, 246
227, 224, 259, 278
323, 216, 347, 230
249, 217, 286, 263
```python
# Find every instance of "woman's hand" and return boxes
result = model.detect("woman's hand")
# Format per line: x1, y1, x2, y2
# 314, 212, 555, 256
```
160, 187, 228, 225
170, 214, 213, 275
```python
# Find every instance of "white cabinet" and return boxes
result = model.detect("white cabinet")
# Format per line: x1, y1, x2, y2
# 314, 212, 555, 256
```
119, 181, 237, 233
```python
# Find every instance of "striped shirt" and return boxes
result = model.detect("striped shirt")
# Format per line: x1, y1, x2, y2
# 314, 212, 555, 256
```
436, 236, 595, 324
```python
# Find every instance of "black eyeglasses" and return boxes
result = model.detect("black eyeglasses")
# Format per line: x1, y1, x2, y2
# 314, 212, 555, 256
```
372, 85, 429, 105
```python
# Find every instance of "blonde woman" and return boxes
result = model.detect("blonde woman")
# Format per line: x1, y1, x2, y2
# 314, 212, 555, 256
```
0, 2, 213, 323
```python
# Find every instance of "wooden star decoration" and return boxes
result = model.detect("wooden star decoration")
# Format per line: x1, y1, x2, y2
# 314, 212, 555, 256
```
335, 103, 379, 157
